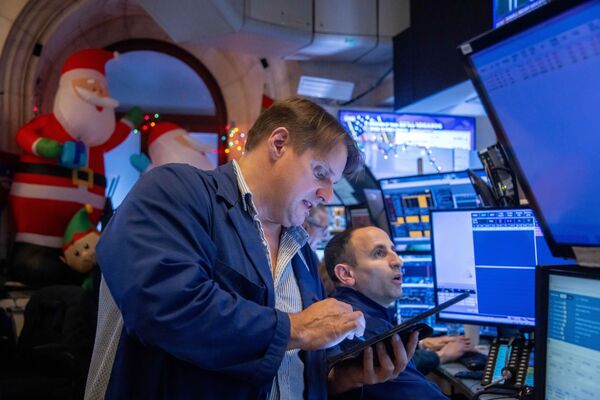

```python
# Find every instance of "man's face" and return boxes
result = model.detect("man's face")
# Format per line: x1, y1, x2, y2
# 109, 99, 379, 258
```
348, 227, 403, 307
63, 231, 100, 274
270, 140, 347, 227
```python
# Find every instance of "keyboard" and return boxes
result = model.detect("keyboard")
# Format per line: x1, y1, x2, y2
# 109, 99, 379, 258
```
457, 351, 488, 371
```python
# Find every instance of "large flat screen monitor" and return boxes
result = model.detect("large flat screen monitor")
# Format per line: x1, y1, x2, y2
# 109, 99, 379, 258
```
535, 265, 600, 400
460, 0, 600, 258
432, 208, 574, 327
379, 170, 486, 252
339, 110, 475, 151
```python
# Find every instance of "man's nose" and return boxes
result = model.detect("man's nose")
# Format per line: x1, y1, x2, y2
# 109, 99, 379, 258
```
389, 252, 403, 268
316, 183, 333, 204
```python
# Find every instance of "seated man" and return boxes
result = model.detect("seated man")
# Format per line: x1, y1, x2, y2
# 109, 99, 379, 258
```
324, 226, 471, 399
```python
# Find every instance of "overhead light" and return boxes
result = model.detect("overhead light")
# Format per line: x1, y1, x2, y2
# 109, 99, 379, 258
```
297, 75, 355, 101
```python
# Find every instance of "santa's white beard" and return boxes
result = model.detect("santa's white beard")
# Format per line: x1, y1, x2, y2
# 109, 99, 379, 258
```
53, 84, 117, 146
149, 135, 214, 171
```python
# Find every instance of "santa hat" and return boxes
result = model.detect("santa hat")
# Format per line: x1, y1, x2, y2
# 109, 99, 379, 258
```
60, 48, 118, 82
63, 204, 98, 251
148, 122, 185, 147
148, 122, 214, 153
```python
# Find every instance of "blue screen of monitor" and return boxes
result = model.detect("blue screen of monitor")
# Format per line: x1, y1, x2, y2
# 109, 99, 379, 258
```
470, 1, 600, 246
434, 209, 573, 326
546, 273, 600, 399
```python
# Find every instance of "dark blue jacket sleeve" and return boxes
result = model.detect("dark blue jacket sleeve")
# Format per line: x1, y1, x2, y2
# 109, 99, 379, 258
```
97, 165, 289, 384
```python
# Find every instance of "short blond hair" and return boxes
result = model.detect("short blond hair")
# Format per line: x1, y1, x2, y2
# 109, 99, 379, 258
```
244, 97, 362, 176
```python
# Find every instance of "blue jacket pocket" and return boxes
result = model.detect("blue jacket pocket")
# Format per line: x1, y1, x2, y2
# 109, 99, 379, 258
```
213, 259, 267, 304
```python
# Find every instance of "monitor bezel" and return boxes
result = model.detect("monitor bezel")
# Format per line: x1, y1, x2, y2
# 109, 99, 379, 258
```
378, 169, 486, 252
458, 0, 596, 258
534, 264, 600, 400
430, 206, 539, 329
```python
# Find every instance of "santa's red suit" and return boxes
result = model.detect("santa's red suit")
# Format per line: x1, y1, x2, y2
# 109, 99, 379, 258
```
11, 113, 132, 247
9, 49, 141, 285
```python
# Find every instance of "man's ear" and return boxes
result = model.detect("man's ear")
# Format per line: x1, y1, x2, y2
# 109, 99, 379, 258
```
334, 263, 355, 287
267, 127, 290, 160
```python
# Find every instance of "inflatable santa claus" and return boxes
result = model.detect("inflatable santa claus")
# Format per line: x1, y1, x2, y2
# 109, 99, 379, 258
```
130, 121, 214, 173
9, 48, 143, 286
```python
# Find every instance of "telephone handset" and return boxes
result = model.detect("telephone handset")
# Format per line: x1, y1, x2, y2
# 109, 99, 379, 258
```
481, 337, 533, 388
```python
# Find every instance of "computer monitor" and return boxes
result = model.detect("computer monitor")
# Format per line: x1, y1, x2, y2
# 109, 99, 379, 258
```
493, 0, 549, 28
535, 265, 600, 400
460, 0, 600, 258
431, 208, 574, 328
379, 169, 487, 252
363, 188, 390, 236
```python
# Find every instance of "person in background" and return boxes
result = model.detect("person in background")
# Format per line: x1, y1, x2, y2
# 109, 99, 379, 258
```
85, 97, 417, 399
302, 204, 329, 251
325, 226, 474, 399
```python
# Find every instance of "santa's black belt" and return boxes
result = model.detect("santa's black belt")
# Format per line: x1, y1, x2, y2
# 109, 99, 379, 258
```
17, 162, 106, 188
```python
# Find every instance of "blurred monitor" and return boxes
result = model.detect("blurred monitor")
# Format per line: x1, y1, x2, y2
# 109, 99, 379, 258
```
396, 254, 447, 332
535, 265, 600, 400
431, 208, 574, 328
346, 206, 371, 229
379, 169, 487, 252
363, 188, 390, 236
461, 0, 600, 258
494, 0, 549, 28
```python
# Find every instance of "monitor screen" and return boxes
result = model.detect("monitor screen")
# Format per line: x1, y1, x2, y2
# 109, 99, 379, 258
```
339, 110, 475, 151
396, 254, 446, 332
379, 170, 486, 252
462, 0, 600, 254
494, 0, 549, 28
432, 208, 574, 327
363, 188, 390, 236
536, 266, 600, 400
338, 110, 477, 179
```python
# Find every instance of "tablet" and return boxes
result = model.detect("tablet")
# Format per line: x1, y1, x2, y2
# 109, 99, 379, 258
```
328, 292, 470, 367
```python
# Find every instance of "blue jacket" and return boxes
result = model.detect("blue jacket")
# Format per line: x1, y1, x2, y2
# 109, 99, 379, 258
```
97, 163, 328, 399
330, 287, 448, 400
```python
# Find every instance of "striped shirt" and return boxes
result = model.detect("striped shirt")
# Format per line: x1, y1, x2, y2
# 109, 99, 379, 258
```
232, 160, 308, 400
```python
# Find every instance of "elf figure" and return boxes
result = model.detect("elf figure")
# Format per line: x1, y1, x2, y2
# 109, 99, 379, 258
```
130, 121, 214, 173
9, 48, 143, 286
60, 204, 100, 283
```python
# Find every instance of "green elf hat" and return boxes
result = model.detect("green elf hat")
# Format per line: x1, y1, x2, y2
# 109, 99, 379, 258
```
63, 204, 97, 251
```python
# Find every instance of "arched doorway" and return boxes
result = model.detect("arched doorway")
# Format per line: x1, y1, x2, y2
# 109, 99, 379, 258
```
101, 39, 228, 207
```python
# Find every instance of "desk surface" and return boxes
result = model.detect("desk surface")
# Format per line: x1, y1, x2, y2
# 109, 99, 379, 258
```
434, 363, 520, 400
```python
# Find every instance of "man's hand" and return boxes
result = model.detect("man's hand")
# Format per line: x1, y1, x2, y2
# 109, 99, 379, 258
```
288, 298, 365, 351
420, 335, 470, 351
436, 338, 476, 364
328, 331, 419, 395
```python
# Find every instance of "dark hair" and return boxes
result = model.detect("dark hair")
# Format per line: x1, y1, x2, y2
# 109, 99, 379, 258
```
244, 96, 363, 176
323, 228, 361, 284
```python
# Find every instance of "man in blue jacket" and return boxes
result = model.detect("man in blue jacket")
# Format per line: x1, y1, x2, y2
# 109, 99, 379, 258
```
85, 97, 417, 399
324, 226, 450, 400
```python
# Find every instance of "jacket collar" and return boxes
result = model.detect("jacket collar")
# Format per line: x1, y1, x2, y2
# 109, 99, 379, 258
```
212, 161, 242, 207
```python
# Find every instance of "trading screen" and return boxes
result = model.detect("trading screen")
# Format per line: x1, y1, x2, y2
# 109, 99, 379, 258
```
380, 170, 486, 252
545, 273, 600, 400
433, 208, 573, 327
